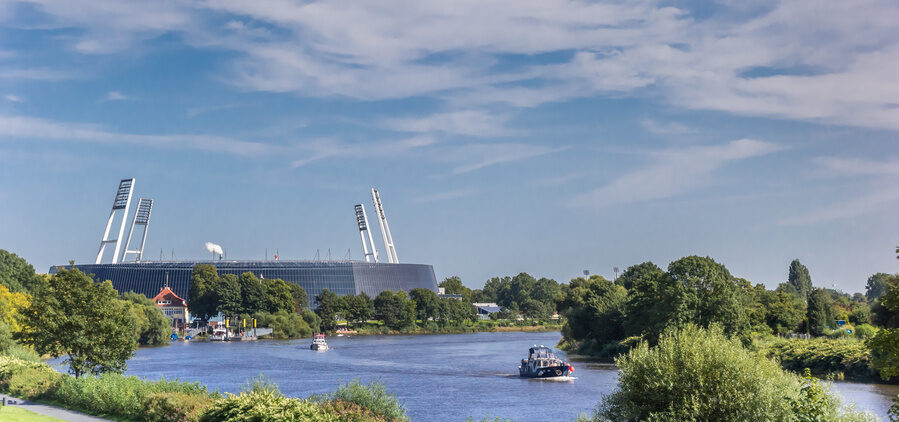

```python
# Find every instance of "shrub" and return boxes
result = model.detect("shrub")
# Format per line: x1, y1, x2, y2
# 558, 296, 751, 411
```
596, 324, 799, 421
142, 392, 215, 422
0, 355, 48, 390
198, 380, 327, 422
328, 380, 407, 421
764, 337, 874, 379
53, 372, 212, 420
855, 324, 878, 340
7, 365, 63, 400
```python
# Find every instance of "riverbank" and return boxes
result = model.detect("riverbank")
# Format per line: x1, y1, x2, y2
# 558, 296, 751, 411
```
333, 320, 563, 336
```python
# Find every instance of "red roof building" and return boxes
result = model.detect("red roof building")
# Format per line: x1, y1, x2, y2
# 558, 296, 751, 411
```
152, 285, 188, 325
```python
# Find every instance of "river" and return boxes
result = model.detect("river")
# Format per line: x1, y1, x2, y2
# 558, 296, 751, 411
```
108, 332, 899, 421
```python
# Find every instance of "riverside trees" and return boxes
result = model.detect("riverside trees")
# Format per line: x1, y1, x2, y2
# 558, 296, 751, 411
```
18, 266, 137, 377
188, 264, 308, 321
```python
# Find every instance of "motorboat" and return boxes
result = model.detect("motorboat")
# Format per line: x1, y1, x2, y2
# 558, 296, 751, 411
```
210, 326, 230, 341
311, 333, 328, 351
519, 345, 573, 378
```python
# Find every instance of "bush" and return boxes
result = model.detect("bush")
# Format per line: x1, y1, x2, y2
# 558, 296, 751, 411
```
764, 337, 874, 379
53, 372, 212, 420
142, 392, 215, 422
328, 380, 407, 421
254, 310, 313, 339
7, 365, 63, 400
199, 378, 328, 422
596, 324, 799, 421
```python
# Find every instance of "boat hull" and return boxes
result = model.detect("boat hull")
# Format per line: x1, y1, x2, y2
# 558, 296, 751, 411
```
311, 344, 328, 351
519, 365, 571, 378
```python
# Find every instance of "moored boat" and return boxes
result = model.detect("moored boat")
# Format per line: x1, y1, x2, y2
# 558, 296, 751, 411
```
518, 345, 573, 378
311, 333, 328, 351
210, 326, 230, 341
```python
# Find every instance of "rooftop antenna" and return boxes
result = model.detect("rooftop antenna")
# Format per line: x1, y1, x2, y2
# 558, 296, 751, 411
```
613, 267, 619, 281
96, 178, 135, 264
171, 248, 175, 260
327, 248, 332, 261
344, 248, 351, 260
371, 188, 398, 263
123, 198, 153, 262
160, 249, 165, 260
265, 248, 268, 261
315, 249, 321, 261
354, 204, 380, 262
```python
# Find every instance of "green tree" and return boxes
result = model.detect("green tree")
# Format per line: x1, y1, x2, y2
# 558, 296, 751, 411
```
288, 283, 308, 311
757, 290, 805, 334
788, 259, 813, 302
314, 288, 340, 331
871, 279, 899, 380
0, 249, 38, 293
409, 288, 440, 321
120, 292, 171, 346
866, 273, 893, 302
439, 276, 472, 303
374, 290, 415, 330
216, 274, 242, 317
481, 276, 510, 303
559, 275, 627, 351
615, 261, 664, 291
18, 266, 137, 377
664, 256, 750, 340
188, 264, 219, 321
262, 278, 295, 314
807, 288, 834, 336
438, 298, 474, 326
237, 272, 266, 315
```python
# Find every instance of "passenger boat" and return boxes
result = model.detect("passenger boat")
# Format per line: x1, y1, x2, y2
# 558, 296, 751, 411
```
310, 333, 328, 351
519, 345, 574, 378
210, 326, 230, 341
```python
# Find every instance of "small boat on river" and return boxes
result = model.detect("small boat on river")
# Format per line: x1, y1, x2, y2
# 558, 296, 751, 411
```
519, 345, 573, 378
311, 333, 328, 351
210, 326, 230, 341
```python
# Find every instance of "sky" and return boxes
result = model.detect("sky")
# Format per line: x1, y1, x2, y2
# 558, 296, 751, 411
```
0, 0, 897, 293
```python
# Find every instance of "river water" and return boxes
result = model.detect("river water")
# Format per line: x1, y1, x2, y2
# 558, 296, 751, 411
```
103, 332, 897, 421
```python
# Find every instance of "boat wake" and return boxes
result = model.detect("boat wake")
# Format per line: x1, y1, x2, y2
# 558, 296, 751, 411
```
527, 376, 577, 382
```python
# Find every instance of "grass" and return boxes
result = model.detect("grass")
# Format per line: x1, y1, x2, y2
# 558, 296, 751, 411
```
0, 406, 64, 422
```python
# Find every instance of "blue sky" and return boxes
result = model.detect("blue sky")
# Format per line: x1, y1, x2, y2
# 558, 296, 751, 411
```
1, 0, 897, 293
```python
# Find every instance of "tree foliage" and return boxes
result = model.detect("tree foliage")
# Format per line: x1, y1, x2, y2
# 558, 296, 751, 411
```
0, 249, 39, 293
18, 266, 137, 377
314, 289, 341, 331
866, 273, 893, 302
807, 288, 834, 336
559, 275, 627, 350
374, 290, 416, 330
409, 288, 440, 321
120, 292, 171, 346
788, 259, 813, 302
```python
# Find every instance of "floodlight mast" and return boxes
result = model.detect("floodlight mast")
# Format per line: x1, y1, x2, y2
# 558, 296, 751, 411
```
95, 178, 135, 264
354, 204, 379, 263
371, 188, 398, 264
123, 198, 154, 262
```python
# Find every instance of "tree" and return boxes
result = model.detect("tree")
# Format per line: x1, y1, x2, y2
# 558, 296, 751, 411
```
757, 290, 805, 334
439, 298, 474, 326
188, 264, 219, 321
262, 278, 296, 314
439, 276, 472, 303
314, 288, 340, 331
238, 272, 266, 315
866, 273, 892, 302
288, 283, 308, 311
18, 266, 137, 377
806, 288, 833, 336
664, 256, 750, 340
216, 274, 242, 317
120, 292, 171, 346
787, 259, 813, 302
0, 284, 30, 333
374, 290, 415, 330
481, 276, 510, 303
0, 249, 37, 293
559, 275, 627, 351
615, 261, 664, 291
409, 288, 440, 321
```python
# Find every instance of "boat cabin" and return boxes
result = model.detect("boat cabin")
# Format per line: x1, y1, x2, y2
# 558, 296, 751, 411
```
528, 346, 556, 360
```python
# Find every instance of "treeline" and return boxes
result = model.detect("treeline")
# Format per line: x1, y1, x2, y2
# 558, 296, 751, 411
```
439, 274, 561, 319
313, 287, 476, 332
1, 250, 172, 377
187, 264, 319, 338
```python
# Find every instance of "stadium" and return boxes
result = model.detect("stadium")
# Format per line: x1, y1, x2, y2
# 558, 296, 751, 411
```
52, 179, 438, 308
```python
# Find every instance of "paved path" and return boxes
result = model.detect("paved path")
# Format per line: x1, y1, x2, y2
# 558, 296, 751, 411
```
1, 393, 111, 421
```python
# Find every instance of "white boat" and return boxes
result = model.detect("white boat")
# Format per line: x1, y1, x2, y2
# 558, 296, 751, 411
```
210, 326, 230, 341
310, 333, 328, 351
519, 345, 573, 378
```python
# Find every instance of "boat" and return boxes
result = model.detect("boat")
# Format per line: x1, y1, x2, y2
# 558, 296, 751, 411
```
518, 345, 574, 378
310, 333, 328, 351
210, 326, 230, 341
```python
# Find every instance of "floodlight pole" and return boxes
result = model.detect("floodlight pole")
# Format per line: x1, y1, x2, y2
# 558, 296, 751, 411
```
371, 188, 398, 264
354, 204, 379, 263
95, 178, 135, 264
123, 198, 154, 262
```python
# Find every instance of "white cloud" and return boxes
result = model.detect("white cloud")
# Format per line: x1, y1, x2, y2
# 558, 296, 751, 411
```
569, 139, 783, 207
778, 186, 899, 226
7, 0, 899, 131
0, 68, 76, 81
444, 143, 566, 174
105, 91, 130, 101
5, 94, 23, 103
641, 119, 695, 135
0, 114, 272, 156
383, 110, 518, 137
814, 157, 899, 176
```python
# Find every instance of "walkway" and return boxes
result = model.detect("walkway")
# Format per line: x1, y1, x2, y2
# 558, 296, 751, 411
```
0, 393, 111, 421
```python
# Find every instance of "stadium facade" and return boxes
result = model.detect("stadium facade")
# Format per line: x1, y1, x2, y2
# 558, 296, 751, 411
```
54, 178, 439, 310
54, 260, 438, 309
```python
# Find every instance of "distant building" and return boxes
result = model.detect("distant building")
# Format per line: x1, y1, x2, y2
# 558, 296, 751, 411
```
437, 287, 463, 300
152, 285, 188, 329
472, 302, 501, 319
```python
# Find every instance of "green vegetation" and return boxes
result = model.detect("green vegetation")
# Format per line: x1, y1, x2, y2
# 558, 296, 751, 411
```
188, 264, 306, 324
587, 325, 875, 422
0, 406, 64, 422
18, 266, 138, 377
762, 337, 875, 379
120, 291, 172, 346
0, 355, 405, 422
